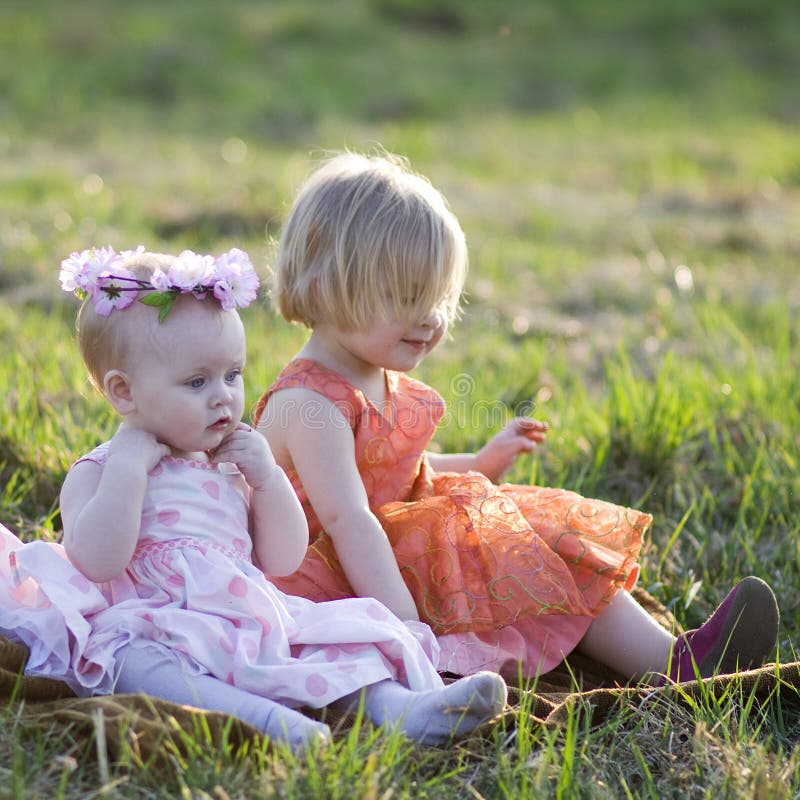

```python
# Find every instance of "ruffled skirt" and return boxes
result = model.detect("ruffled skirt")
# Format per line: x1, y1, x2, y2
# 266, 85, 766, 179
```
0, 524, 443, 707
272, 474, 650, 678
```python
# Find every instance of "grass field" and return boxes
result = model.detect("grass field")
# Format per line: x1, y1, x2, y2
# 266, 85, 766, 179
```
1, 0, 799, 796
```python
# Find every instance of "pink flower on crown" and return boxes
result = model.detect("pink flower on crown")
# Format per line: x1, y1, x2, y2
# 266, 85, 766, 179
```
212, 248, 260, 310
59, 253, 87, 293
168, 251, 215, 290
90, 268, 139, 316
59, 246, 121, 293
149, 267, 171, 291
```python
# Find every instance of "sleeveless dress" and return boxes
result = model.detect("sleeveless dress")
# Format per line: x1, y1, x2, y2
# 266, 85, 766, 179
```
0, 442, 444, 706
255, 359, 651, 678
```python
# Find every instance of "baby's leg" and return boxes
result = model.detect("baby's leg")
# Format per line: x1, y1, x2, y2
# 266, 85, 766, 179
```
114, 644, 331, 752
338, 671, 507, 745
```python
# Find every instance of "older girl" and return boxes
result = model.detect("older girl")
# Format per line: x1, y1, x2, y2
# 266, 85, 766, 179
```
256, 152, 779, 684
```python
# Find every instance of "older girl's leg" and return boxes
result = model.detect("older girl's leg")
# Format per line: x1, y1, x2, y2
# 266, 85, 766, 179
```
576, 589, 674, 679
578, 578, 778, 683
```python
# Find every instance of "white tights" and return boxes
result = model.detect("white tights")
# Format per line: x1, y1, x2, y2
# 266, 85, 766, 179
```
114, 644, 507, 751
114, 644, 331, 751
341, 671, 508, 745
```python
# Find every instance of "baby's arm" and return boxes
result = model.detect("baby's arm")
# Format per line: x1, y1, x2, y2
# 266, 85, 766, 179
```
426, 417, 548, 483
263, 389, 419, 622
210, 423, 308, 576
61, 426, 169, 582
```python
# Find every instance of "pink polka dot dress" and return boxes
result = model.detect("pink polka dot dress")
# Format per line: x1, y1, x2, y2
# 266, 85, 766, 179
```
0, 443, 444, 707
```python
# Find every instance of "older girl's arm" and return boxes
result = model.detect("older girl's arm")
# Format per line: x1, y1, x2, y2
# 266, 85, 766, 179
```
264, 388, 419, 622
427, 417, 549, 482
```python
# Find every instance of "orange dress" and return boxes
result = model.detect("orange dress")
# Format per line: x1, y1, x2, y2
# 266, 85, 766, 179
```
255, 359, 650, 678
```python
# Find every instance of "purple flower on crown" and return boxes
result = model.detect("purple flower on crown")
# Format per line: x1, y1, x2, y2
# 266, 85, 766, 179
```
91, 269, 140, 316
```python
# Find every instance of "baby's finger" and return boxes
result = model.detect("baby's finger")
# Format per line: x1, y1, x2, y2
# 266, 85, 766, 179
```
215, 425, 252, 449
208, 435, 238, 460
211, 431, 267, 462
210, 438, 245, 459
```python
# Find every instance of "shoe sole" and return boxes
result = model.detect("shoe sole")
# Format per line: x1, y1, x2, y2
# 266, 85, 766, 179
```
697, 576, 779, 677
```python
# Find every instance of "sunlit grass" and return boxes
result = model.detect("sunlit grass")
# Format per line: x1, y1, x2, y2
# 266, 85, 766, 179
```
1, 0, 799, 796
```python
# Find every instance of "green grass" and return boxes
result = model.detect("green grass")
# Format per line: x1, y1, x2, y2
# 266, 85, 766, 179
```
1, 0, 799, 796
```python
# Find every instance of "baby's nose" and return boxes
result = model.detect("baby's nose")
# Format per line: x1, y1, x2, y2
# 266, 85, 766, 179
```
212, 381, 234, 404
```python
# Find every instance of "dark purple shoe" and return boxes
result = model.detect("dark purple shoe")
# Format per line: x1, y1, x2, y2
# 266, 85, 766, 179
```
666, 576, 779, 683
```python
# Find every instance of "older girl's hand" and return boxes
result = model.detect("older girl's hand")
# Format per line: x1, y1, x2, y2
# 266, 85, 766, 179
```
473, 417, 548, 482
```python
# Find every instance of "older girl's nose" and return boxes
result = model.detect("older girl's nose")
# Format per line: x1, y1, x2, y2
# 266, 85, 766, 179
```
420, 306, 445, 329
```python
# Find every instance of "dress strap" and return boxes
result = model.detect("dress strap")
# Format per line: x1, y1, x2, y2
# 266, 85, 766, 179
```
73, 440, 111, 468
254, 359, 367, 429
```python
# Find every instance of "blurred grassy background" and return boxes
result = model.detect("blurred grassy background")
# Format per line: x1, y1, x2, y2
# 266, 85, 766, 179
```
2, 2, 800, 796
1, 0, 799, 654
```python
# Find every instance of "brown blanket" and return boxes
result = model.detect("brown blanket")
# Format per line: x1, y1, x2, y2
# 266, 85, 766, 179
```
2, 587, 796, 769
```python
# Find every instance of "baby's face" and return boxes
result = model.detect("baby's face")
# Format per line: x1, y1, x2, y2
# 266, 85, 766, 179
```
121, 298, 246, 458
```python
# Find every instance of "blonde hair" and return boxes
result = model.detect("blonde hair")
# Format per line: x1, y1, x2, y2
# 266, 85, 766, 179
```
76, 251, 174, 391
273, 152, 468, 330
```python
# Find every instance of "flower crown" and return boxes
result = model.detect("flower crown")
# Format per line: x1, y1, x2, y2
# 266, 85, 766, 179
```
59, 245, 260, 321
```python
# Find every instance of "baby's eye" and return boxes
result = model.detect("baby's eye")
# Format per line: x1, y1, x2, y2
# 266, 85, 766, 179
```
187, 376, 206, 389
225, 369, 242, 384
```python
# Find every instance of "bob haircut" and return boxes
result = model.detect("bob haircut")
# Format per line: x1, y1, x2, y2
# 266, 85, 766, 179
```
273, 152, 468, 331
76, 251, 173, 392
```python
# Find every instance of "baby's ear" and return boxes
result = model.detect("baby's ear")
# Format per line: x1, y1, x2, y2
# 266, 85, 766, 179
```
103, 370, 135, 415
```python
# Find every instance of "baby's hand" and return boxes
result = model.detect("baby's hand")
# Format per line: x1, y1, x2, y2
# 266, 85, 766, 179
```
107, 423, 170, 473
210, 423, 279, 491
474, 417, 548, 483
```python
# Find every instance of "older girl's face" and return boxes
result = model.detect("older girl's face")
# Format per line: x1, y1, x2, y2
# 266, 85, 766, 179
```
317, 300, 448, 376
